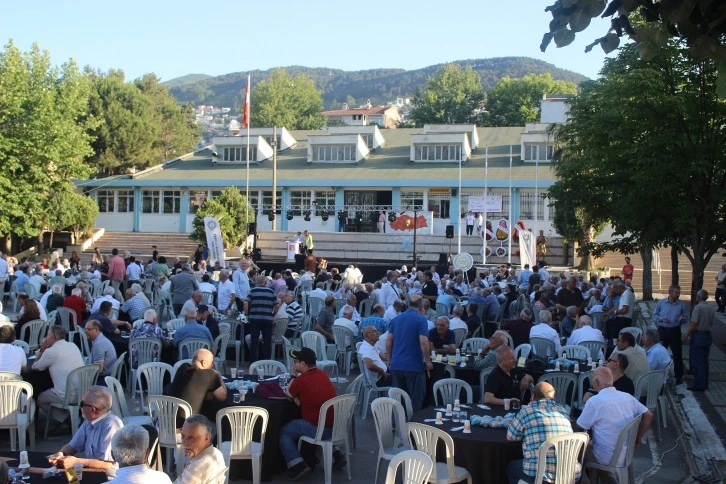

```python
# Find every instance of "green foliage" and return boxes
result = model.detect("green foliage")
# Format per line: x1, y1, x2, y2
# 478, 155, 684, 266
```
191, 187, 255, 249
166, 58, 588, 108
0, 41, 94, 242
45, 189, 99, 241
409, 64, 485, 126
482, 73, 577, 126
250, 69, 325, 130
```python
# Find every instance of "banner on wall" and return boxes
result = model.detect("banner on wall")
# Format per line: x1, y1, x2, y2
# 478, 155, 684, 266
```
468, 195, 502, 212
204, 216, 226, 268
519, 230, 535, 269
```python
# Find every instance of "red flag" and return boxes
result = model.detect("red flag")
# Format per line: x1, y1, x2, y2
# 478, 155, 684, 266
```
242, 76, 250, 128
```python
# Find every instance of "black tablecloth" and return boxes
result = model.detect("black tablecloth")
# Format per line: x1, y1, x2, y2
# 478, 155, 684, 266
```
202, 378, 300, 482
410, 406, 522, 484
0, 451, 108, 483
22, 356, 54, 400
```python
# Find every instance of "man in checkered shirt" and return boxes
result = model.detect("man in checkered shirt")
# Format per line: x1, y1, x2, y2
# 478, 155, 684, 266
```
505, 382, 576, 483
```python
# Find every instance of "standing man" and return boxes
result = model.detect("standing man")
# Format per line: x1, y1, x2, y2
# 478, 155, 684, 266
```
244, 275, 279, 362
0, 252, 8, 292
536, 231, 547, 264
232, 261, 250, 312
652, 284, 687, 384
170, 264, 199, 317
682, 289, 716, 391
381, 270, 402, 309
303, 230, 314, 252
715, 264, 726, 313
386, 295, 432, 412
378, 211, 386, 233
621, 256, 634, 282
216, 269, 236, 313
465, 211, 475, 236
107, 248, 126, 300
420, 270, 438, 305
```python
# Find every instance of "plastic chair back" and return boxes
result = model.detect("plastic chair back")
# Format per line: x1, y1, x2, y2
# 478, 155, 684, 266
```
384, 450, 434, 484
388, 388, 414, 422
315, 394, 357, 443
12, 340, 30, 355
579, 340, 605, 360
0, 372, 22, 381
635, 370, 665, 409
560, 345, 590, 361
249, 360, 287, 378
110, 351, 127, 382
301, 331, 328, 360
178, 338, 212, 360
55, 307, 78, 333
574, 371, 594, 410
453, 328, 467, 348
436, 302, 451, 317
166, 318, 185, 331
407, 422, 459, 483
360, 298, 375, 318
537, 372, 578, 407
371, 397, 408, 450
171, 359, 193, 380
130, 337, 161, 367
105, 376, 131, 419
0, 380, 32, 426
147, 395, 192, 446
462, 338, 489, 353
216, 406, 269, 456
530, 337, 556, 357
137, 362, 173, 404
620, 327, 642, 345
433, 378, 473, 406
534, 433, 589, 484
20, 319, 46, 353
514, 343, 532, 360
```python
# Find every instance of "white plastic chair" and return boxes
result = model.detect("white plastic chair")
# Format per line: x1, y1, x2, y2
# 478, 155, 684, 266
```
55, 307, 78, 333
635, 370, 665, 441
388, 388, 414, 422
436, 302, 451, 317
357, 353, 391, 419
222, 318, 244, 369
479, 367, 495, 402
178, 337, 212, 360
584, 414, 643, 484
360, 298, 375, 318
0, 380, 33, 451
514, 343, 532, 360
298, 394, 357, 484
110, 351, 126, 383
579, 340, 606, 360
0, 372, 22, 381
530, 337, 556, 357
201, 291, 214, 305
385, 450, 434, 484
407, 422, 472, 484
589, 311, 604, 331
453, 328, 467, 348
572, 371, 594, 411
249, 359, 287, 378
283, 337, 300, 371
214, 332, 231, 373
128, 337, 162, 395
537, 372, 578, 408
76, 330, 92, 364
171, 359, 193, 380
301, 331, 339, 382
462, 338, 489, 353
530, 433, 588, 484
11, 340, 30, 355
104, 376, 153, 426
147, 395, 192, 476
136, 362, 173, 410
271, 317, 289, 359
372, 397, 411, 483
433, 378, 473, 406
216, 406, 269, 484
332, 326, 357, 375
166, 318, 185, 331
560, 345, 589, 361
620, 326, 642, 345
19, 319, 46, 354
44, 364, 99, 438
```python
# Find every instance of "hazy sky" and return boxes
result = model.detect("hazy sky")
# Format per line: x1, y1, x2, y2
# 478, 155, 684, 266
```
1, 0, 616, 82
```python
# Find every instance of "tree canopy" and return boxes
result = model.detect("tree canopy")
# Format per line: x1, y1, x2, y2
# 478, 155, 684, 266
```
549, 39, 726, 300
481, 73, 577, 126
191, 187, 256, 249
409, 64, 485, 126
250, 69, 325, 130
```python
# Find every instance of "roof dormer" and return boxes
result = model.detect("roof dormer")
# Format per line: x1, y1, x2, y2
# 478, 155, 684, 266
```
242, 127, 297, 151
211, 136, 274, 164
327, 125, 386, 150
307, 134, 370, 164
424, 124, 479, 149
409, 133, 471, 163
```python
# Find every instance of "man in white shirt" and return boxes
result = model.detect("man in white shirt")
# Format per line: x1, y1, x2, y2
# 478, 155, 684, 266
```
380, 270, 402, 309
0, 326, 27, 374
198, 273, 216, 296
529, 310, 561, 357
216, 269, 236, 312
232, 262, 250, 310
91, 286, 122, 314
465, 211, 475, 235
338, 295, 361, 322
333, 306, 359, 346
359, 325, 391, 386
125, 257, 143, 284
448, 305, 468, 332
576, 367, 652, 468
111, 425, 173, 483
566, 315, 604, 346
0, 252, 8, 289
175, 415, 226, 484
27, 267, 46, 295
308, 283, 328, 302
33, 325, 84, 422
384, 300, 405, 323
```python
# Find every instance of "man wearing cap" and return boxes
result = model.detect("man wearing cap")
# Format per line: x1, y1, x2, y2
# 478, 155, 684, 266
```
280, 347, 340, 480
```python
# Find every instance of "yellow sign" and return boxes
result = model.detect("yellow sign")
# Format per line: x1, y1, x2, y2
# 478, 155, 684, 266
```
429, 188, 450, 195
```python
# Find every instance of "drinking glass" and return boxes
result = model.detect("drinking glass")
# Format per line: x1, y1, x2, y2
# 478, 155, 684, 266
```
452, 410, 460, 423
460, 411, 468, 423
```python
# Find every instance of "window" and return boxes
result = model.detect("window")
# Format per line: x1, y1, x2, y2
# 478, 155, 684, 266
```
314, 190, 335, 216
487, 191, 510, 218
428, 193, 450, 218
117, 190, 134, 213
361, 134, 372, 149
519, 192, 545, 219
414, 144, 462, 161
142, 190, 160, 214
162, 190, 181, 214
97, 190, 114, 213
312, 145, 356, 162
189, 191, 208, 213
290, 190, 313, 216
262, 135, 281, 149
401, 191, 424, 211
222, 146, 257, 162
262, 190, 282, 214
248, 192, 260, 212
524, 144, 554, 161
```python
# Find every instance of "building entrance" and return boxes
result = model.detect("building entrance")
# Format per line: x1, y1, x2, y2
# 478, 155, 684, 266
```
343, 190, 392, 232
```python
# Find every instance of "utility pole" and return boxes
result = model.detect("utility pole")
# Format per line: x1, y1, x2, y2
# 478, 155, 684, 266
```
271, 126, 277, 231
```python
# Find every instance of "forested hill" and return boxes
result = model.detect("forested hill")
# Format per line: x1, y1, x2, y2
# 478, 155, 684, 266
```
165, 57, 588, 109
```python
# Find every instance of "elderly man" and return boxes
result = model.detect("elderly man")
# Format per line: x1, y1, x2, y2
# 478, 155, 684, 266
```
506, 382, 575, 484
180, 290, 204, 319
119, 285, 147, 323
244, 274, 279, 362
175, 414, 226, 484
359, 326, 392, 386
166, 349, 227, 417
576, 367, 652, 471
605, 279, 634, 341
112, 425, 172, 483
129, 309, 168, 367
384, 299, 406, 324
501, 309, 534, 349
683, 289, 716, 391
583, 353, 634, 404
422, 299, 438, 324
46, 283, 66, 312
464, 302, 482, 335
529, 310, 561, 357
481, 287, 501, 322
381, 270, 403, 309
308, 282, 327, 302
475, 330, 510, 371
84, 319, 118, 381
282, 291, 304, 337
89, 300, 131, 336
338, 294, 360, 322
91, 286, 121, 313
652, 284, 688, 384
360, 304, 389, 335
610, 331, 650, 381
34, 325, 85, 422
642, 327, 671, 371
215, 269, 236, 313
48, 386, 124, 475
566, 314, 604, 347
333, 305, 359, 347
484, 346, 534, 406
173, 307, 214, 358
555, 276, 585, 320
314, 295, 336, 343
0, 325, 27, 374
170, 264, 199, 316
448, 305, 468, 332
428, 316, 456, 355
559, 305, 579, 338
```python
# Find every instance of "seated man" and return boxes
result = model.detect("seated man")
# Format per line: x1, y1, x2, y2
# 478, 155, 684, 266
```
474, 330, 508, 371
610, 331, 650, 381
173, 307, 214, 359
0, 325, 27, 374
84, 319, 118, 382
448, 305, 468, 332
314, 295, 336, 344
333, 305, 359, 346
529, 310, 561, 357
166, 349, 227, 417
501, 309, 534, 349
484, 346, 534, 406
359, 325, 392, 387
383, 300, 406, 324
88, 300, 131, 336
129, 309, 169, 368
175, 414, 226, 484
506, 382, 575, 484
464, 302, 481, 336
428, 316, 456, 355
112, 425, 172, 483
560, 305, 579, 338
180, 291, 204, 319
119, 285, 147, 323
576, 367, 652, 470
91, 286, 121, 314
566, 315, 604, 346
281, 348, 340, 479
48, 386, 123, 476
282, 291, 304, 337
642, 327, 671, 371
583, 353, 634, 403
360, 304, 389, 335
195, 304, 220, 339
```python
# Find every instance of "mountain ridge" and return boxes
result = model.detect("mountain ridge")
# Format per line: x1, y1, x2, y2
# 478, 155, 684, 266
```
165, 56, 589, 109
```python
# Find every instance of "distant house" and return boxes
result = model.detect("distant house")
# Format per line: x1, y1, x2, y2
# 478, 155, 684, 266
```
322, 103, 401, 129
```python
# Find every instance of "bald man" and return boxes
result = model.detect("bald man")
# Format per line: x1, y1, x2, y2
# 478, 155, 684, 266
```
506, 382, 575, 483
165, 349, 227, 416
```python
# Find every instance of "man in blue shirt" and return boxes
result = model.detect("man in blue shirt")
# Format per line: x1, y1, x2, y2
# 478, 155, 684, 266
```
173, 307, 214, 359
360, 304, 389, 334
652, 285, 687, 383
386, 295, 433, 412
518, 264, 533, 288
642, 327, 671, 371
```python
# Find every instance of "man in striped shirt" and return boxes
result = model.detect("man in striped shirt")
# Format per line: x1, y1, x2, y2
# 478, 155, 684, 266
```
282, 291, 304, 337
174, 414, 226, 484
244, 275, 279, 362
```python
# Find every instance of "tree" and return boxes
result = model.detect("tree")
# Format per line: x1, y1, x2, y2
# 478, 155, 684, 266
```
0, 41, 94, 252
409, 64, 485, 126
481, 73, 577, 126
540, 0, 726, 96
549, 40, 726, 301
250, 69, 325, 129
43, 188, 98, 246
191, 187, 255, 249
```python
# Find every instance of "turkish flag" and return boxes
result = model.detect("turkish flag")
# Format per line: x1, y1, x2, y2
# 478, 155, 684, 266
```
242, 77, 250, 128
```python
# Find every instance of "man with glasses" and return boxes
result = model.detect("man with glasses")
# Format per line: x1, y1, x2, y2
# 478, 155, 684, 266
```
84, 319, 117, 382
175, 414, 226, 484
652, 284, 688, 384
359, 326, 392, 386
610, 331, 650, 381
48, 386, 123, 476
582, 353, 635, 404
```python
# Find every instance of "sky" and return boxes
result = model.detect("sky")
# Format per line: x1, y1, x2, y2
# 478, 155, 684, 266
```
1, 0, 616, 83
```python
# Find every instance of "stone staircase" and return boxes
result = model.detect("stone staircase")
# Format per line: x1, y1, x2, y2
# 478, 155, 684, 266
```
78, 232, 200, 265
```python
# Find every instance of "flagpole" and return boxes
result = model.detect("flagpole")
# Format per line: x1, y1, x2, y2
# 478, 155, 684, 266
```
534, 155, 539, 245
457, 155, 462, 254
483, 145, 488, 265
245, 74, 251, 244
508, 145, 512, 264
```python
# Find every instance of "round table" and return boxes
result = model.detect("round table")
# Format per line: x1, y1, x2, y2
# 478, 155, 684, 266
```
0, 451, 108, 483
410, 406, 522, 484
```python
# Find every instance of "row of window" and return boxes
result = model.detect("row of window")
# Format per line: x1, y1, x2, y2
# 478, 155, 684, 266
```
414, 144, 463, 162
220, 147, 257, 162
523, 144, 554, 161
312, 145, 357, 162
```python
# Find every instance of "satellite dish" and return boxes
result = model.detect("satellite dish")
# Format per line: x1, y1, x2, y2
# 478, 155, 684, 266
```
453, 252, 474, 272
